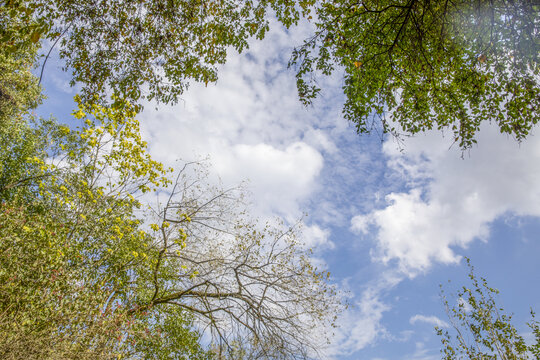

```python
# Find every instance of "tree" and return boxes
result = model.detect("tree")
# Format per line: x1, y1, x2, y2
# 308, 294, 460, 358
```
2, 2, 343, 356
437, 259, 540, 359
0, 95, 342, 359
69, 97, 342, 358
139, 161, 342, 359
290, 0, 540, 148
1, 0, 313, 106
0, 99, 211, 359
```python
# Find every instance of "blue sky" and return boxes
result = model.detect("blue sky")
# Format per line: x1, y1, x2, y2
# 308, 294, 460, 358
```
37, 19, 540, 360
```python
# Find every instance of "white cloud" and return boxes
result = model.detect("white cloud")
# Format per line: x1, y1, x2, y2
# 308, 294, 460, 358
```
341, 124, 540, 352
213, 142, 324, 219
138, 20, 345, 224
326, 288, 389, 357
409, 315, 449, 328
301, 223, 334, 250
324, 271, 404, 357
350, 214, 374, 235
351, 124, 540, 276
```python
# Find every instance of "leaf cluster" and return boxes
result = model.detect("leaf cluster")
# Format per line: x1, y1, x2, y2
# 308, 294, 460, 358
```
290, 0, 540, 148
5, 0, 315, 106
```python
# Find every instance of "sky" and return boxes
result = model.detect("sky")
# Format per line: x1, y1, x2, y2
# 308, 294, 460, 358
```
37, 18, 540, 360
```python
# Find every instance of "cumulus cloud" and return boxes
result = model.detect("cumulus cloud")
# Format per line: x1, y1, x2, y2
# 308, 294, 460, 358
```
341, 125, 540, 351
351, 125, 540, 276
137, 20, 347, 224
213, 142, 324, 219
137, 31, 337, 224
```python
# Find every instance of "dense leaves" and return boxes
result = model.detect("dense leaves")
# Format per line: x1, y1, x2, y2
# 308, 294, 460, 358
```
4, 0, 538, 147
290, 0, 540, 148
2, 0, 314, 106
0, 98, 212, 359
0, 42, 342, 357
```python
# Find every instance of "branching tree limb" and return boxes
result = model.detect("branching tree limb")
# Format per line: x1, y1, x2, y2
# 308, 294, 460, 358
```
143, 162, 344, 359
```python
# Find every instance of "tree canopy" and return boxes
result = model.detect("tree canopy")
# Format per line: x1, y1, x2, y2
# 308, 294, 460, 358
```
1, 0, 313, 106
1, 0, 348, 356
0, 97, 342, 358
3, 0, 538, 147
0, 32, 342, 356
290, 0, 540, 148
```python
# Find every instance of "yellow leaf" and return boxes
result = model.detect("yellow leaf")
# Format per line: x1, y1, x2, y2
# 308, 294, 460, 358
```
30, 31, 41, 43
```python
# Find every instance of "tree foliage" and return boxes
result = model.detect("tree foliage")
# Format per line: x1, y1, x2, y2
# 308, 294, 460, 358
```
4, 0, 538, 148
290, 0, 540, 148
438, 259, 540, 359
0, 99, 211, 359
1, 1, 344, 357
0, 90, 342, 358
1, 0, 314, 106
